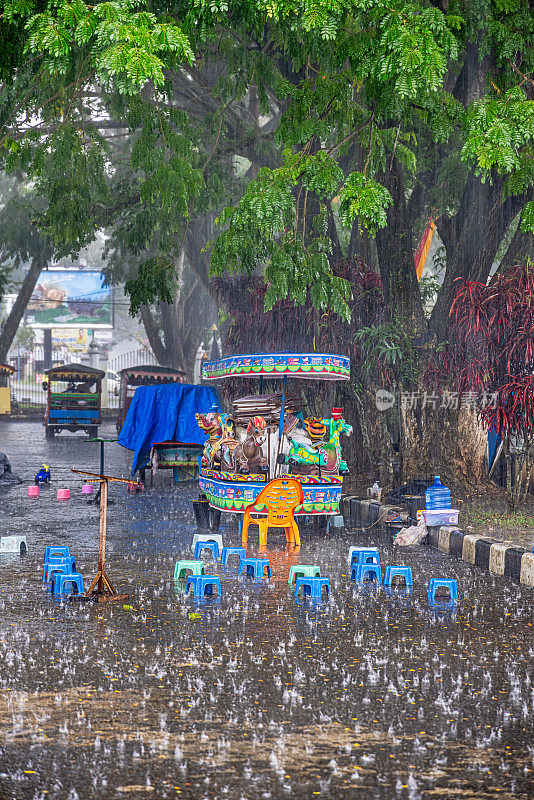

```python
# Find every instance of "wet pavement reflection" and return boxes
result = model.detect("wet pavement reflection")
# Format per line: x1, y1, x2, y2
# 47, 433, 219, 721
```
0, 423, 533, 799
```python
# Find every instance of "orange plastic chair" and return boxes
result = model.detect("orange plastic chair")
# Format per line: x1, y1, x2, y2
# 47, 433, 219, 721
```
242, 478, 303, 548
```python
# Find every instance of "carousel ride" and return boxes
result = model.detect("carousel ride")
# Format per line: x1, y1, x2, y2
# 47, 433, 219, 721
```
196, 353, 352, 523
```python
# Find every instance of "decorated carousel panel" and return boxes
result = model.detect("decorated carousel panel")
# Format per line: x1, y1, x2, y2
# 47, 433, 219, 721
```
197, 353, 351, 517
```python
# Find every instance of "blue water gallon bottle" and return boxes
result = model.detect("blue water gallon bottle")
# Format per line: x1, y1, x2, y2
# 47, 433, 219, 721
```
425, 476, 451, 509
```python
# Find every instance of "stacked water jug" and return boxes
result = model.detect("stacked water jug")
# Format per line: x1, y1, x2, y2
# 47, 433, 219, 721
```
423, 476, 458, 526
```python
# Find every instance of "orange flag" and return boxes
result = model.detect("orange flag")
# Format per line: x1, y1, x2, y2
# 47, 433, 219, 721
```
414, 218, 436, 281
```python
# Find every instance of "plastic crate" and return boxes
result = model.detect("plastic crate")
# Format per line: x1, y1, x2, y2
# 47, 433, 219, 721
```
422, 509, 459, 527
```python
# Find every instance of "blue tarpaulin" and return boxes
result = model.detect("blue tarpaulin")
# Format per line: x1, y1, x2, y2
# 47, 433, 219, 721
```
118, 383, 220, 475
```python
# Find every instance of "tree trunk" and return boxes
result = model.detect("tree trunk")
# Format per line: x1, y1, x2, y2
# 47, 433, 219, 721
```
139, 304, 166, 364
400, 402, 487, 492
375, 159, 425, 332
0, 257, 42, 362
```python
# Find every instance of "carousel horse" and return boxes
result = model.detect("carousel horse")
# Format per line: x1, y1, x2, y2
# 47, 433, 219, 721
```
216, 414, 243, 471
232, 416, 269, 473
196, 411, 222, 468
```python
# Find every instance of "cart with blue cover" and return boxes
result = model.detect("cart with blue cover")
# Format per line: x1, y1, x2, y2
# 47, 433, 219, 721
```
116, 364, 185, 433
118, 383, 220, 483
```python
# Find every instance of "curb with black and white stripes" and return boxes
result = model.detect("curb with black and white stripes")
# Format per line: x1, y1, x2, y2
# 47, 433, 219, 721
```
341, 495, 534, 588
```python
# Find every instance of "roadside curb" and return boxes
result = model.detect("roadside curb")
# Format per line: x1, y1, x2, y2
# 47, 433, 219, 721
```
341, 495, 534, 588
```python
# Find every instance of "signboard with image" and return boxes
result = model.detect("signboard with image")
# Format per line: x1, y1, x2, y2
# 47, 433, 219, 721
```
52, 328, 88, 353
26, 270, 112, 328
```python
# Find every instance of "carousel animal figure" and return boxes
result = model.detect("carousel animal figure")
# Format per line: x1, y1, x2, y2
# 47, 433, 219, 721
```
277, 412, 326, 475
231, 416, 269, 474
304, 417, 327, 442
318, 407, 353, 474
215, 414, 242, 471
195, 410, 222, 468
279, 408, 352, 476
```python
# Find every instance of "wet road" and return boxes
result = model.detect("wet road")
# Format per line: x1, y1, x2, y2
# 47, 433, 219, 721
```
0, 422, 532, 799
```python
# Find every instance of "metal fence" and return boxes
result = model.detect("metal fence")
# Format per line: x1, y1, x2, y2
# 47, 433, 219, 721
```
10, 372, 48, 414
8, 345, 157, 416
108, 347, 156, 375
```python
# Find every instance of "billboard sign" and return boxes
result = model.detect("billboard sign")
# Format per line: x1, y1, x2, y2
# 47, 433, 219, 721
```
25, 270, 112, 328
52, 328, 88, 353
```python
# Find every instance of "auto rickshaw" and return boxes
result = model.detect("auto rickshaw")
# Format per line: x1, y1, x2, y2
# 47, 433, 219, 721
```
43, 364, 105, 438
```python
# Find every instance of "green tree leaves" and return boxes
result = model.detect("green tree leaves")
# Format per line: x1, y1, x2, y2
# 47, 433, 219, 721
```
1, 0, 532, 322
12, 0, 194, 92
462, 87, 534, 179
338, 173, 392, 234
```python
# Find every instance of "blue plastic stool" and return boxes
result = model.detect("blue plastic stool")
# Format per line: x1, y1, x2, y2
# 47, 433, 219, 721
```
238, 558, 271, 579
186, 575, 221, 598
383, 566, 413, 588
193, 541, 220, 560
42, 556, 76, 582
350, 548, 380, 566
44, 546, 71, 563
351, 563, 382, 584
294, 576, 330, 600
220, 547, 247, 567
44, 564, 70, 591
43, 559, 76, 584
52, 572, 84, 598
428, 578, 458, 603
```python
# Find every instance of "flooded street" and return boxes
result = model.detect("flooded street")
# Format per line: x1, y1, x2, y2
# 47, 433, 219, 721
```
0, 423, 533, 799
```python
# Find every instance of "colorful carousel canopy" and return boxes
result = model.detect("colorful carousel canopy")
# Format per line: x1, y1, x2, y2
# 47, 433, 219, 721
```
0, 363, 15, 376
201, 353, 350, 381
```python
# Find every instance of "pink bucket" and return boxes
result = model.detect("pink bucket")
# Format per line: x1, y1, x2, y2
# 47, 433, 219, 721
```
57, 488, 70, 500
81, 484, 93, 495
28, 485, 39, 497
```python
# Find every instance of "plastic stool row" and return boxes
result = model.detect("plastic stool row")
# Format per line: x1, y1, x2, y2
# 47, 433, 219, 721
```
175, 554, 456, 603
175, 556, 271, 582
350, 564, 413, 587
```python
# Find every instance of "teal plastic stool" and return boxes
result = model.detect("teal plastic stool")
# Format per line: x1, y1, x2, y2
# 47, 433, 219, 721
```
288, 565, 321, 585
174, 560, 205, 580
